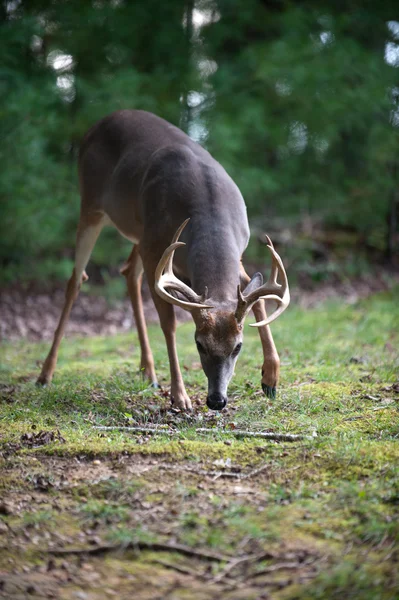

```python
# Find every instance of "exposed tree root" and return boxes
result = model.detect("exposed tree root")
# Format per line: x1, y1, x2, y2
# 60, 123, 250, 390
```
48, 540, 232, 563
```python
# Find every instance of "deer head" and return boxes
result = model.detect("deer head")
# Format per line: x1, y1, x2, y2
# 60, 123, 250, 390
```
155, 219, 290, 410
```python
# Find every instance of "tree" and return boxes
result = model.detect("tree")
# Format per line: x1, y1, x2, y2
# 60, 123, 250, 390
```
201, 0, 399, 256
0, 0, 195, 282
1, 0, 398, 284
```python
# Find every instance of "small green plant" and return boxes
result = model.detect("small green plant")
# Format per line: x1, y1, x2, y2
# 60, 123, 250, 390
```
80, 500, 130, 524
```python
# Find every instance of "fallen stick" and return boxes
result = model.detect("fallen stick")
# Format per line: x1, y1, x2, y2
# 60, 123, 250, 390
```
249, 561, 303, 578
211, 463, 271, 482
240, 463, 272, 480
48, 540, 231, 563
209, 550, 278, 585
210, 557, 247, 585
93, 426, 314, 442
197, 428, 314, 441
158, 462, 299, 481
150, 558, 204, 578
94, 426, 174, 435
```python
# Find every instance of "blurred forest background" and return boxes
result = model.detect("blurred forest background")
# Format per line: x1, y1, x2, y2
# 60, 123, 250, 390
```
1, 0, 399, 292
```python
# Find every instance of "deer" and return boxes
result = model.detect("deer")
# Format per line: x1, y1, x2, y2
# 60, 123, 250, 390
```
37, 110, 290, 411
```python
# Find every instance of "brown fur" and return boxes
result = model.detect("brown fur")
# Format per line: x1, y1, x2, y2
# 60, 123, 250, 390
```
37, 110, 284, 408
194, 310, 242, 357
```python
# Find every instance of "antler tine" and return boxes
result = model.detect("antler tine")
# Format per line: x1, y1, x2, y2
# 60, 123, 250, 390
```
265, 234, 273, 248
172, 218, 190, 243
236, 236, 290, 327
154, 241, 185, 284
154, 219, 214, 312
235, 284, 247, 322
249, 243, 290, 327
200, 285, 209, 303
265, 236, 279, 286
161, 218, 190, 277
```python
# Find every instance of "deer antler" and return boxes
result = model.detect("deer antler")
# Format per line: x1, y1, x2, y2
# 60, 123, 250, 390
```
236, 236, 290, 327
154, 219, 214, 312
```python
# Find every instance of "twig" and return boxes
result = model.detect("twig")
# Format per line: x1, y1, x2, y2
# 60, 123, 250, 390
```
150, 558, 204, 577
210, 557, 247, 584
94, 426, 174, 435
250, 561, 302, 578
212, 463, 272, 481
240, 463, 271, 480
158, 461, 303, 481
197, 428, 314, 441
48, 540, 231, 563
93, 425, 314, 441
209, 551, 277, 585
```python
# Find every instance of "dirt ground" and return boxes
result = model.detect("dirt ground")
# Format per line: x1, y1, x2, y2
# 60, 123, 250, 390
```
1, 271, 396, 341
0, 451, 325, 600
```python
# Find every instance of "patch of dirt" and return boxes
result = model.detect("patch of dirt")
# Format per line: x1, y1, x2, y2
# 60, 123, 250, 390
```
0, 283, 190, 342
0, 454, 324, 600
293, 273, 397, 309
1, 270, 397, 341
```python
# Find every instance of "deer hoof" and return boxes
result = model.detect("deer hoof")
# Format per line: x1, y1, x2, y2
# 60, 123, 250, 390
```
36, 375, 50, 387
170, 394, 192, 411
262, 383, 276, 399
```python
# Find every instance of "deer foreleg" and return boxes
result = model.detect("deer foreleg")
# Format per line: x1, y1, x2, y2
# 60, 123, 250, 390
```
158, 301, 192, 410
146, 281, 192, 410
121, 245, 157, 385
240, 266, 280, 399
251, 299, 280, 399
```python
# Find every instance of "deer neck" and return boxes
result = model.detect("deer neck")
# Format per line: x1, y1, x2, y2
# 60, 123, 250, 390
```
187, 228, 242, 304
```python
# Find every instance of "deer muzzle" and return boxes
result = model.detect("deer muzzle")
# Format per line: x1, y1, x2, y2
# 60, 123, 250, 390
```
206, 392, 227, 411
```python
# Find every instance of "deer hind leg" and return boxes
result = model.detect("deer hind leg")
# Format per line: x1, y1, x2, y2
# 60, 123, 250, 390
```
120, 245, 157, 385
36, 216, 104, 385
240, 266, 280, 400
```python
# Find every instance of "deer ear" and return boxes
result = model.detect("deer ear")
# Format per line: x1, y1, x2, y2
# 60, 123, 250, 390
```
242, 272, 263, 296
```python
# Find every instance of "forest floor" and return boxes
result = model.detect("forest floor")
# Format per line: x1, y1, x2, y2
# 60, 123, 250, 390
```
0, 287, 398, 599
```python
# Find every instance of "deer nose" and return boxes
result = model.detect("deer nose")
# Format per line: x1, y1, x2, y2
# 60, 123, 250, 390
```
206, 393, 227, 411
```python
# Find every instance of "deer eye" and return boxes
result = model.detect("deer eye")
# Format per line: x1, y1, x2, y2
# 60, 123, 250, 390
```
232, 343, 242, 357
196, 340, 205, 353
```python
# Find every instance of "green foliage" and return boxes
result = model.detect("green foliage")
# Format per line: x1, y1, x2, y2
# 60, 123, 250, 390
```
202, 0, 399, 240
0, 0, 191, 282
1, 0, 398, 283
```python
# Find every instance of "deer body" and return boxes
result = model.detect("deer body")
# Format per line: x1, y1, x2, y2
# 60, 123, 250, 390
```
80, 110, 249, 285
38, 110, 289, 410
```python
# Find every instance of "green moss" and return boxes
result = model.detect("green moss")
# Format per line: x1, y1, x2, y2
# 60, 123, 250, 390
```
284, 554, 399, 600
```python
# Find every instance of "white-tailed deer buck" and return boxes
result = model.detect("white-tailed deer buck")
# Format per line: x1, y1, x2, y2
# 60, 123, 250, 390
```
37, 110, 290, 410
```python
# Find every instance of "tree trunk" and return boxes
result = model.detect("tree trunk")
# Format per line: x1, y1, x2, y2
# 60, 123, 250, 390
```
179, 0, 194, 133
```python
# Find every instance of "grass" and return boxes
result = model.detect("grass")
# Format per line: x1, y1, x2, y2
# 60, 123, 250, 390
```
0, 287, 398, 599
